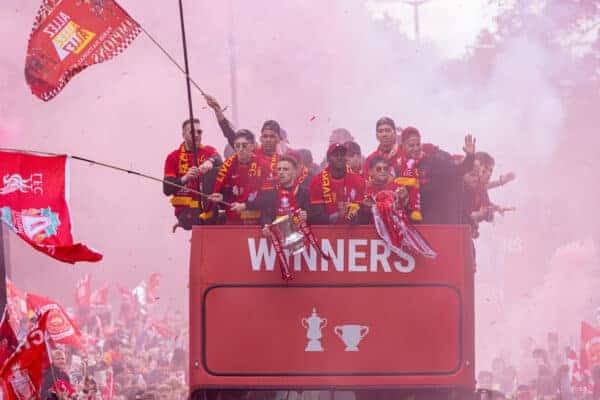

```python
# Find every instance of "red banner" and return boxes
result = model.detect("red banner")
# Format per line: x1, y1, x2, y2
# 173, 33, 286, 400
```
27, 293, 81, 348
0, 151, 102, 263
25, 0, 141, 101
0, 311, 51, 400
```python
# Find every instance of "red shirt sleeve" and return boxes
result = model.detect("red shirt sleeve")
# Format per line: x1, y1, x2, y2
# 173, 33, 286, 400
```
164, 149, 179, 178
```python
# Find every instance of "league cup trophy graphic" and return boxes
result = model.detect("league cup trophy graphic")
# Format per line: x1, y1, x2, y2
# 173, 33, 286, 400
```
334, 324, 369, 351
301, 307, 327, 352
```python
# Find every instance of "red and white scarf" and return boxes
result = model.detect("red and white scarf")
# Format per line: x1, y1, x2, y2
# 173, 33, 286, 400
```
371, 190, 436, 258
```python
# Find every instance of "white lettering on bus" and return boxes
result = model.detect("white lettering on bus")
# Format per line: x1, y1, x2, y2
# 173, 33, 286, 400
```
247, 238, 416, 273
320, 239, 344, 271
348, 239, 368, 272
248, 238, 276, 271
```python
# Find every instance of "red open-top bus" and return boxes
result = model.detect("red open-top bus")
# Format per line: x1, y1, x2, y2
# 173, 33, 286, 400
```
189, 225, 475, 399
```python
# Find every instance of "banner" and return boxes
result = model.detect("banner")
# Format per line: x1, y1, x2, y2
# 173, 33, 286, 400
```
0, 151, 102, 263
25, 0, 141, 101
0, 311, 51, 400
27, 293, 81, 348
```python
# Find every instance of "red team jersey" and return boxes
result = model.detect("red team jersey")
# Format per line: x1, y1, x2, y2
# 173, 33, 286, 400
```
213, 154, 267, 224
163, 143, 218, 216
309, 167, 365, 222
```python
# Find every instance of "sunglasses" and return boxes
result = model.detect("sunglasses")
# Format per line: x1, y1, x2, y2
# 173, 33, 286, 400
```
234, 142, 251, 150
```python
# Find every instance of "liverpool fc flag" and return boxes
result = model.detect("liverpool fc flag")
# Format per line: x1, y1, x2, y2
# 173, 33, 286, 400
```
25, 0, 141, 101
0, 150, 102, 263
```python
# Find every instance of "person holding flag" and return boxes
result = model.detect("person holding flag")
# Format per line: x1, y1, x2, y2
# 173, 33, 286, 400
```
0, 310, 52, 400
163, 118, 223, 230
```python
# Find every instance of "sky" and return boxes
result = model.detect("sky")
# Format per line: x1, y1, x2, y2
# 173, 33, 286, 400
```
367, 0, 500, 58
1, 0, 599, 378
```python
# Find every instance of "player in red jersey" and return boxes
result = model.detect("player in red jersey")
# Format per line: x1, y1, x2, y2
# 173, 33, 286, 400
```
364, 116, 404, 178
363, 156, 409, 222
309, 143, 366, 225
208, 130, 267, 225
163, 118, 222, 230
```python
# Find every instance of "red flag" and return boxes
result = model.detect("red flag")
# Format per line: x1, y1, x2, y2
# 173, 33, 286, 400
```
150, 319, 175, 339
5, 279, 27, 334
580, 321, 600, 371
26, 293, 81, 348
0, 310, 51, 400
0, 151, 102, 263
0, 308, 19, 368
25, 0, 141, 101
90, 282, 110, 306
75, 273, 91, 308
147, 272, 161, 303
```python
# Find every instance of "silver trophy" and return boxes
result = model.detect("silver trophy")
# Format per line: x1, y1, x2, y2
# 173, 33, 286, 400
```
270, 214, 306, 256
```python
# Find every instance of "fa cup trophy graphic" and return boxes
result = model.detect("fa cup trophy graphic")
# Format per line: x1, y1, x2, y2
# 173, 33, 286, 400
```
301, 307, 327, 352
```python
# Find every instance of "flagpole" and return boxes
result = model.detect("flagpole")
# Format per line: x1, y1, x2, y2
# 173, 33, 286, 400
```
177, 0, 198, 165
0, 148, 231, 207
177, 0, 206, 213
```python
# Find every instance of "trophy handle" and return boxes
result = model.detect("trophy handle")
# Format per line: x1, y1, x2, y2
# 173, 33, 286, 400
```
320, 318, 327, 329
334, 326, 343, 338
301, 318, 308, 328
360, 326, 369, 338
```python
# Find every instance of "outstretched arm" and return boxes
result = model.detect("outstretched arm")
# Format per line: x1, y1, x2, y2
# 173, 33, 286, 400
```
205, 94, 236, 147
487, 172, 516, 190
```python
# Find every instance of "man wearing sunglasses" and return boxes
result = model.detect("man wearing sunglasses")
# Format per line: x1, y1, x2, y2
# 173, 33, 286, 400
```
208, 130, 267, 225
163, 118, 223, 230
204, 94, 305, 190
362, 156, 409, 221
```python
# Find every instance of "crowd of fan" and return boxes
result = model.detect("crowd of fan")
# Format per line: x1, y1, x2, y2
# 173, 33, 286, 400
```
34, 300, 189, 400
477, 330, 600, 400
163, 95, 515, 236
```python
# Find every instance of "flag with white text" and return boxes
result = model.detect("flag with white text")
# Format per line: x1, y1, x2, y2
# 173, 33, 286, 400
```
25, 0, 141, 101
